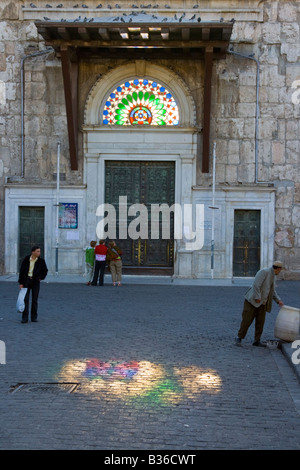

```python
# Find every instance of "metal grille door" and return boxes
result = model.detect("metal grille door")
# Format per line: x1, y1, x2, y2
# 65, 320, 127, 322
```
18, 206, 45, 270
105, 161, 175, 269
233, 210, 260, 277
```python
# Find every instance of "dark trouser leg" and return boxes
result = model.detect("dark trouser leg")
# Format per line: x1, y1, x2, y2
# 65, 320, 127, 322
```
99, 262, 106, 286
91, 261, 100, 285
238, 300, 267, 342
30, 281, 40, 321
22, 287, 30, 322
238, 300, 256, 339
254, 304, 267, 342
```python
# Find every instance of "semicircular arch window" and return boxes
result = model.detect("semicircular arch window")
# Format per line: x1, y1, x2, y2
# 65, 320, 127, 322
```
102, 78, 179, 126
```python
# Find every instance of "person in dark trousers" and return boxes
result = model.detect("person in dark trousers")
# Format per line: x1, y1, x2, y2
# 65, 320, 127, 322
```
91, 240, 108, 286
235, 261, 284, 347
18, 246, 48, 323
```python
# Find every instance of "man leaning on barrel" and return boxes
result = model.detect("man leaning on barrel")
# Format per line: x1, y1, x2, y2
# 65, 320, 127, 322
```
235, 261, 284, 347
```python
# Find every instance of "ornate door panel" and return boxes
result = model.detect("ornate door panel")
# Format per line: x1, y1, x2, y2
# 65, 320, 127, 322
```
233, 210, 260, 277
105, 161, 175, 268
105, 161, 140, 267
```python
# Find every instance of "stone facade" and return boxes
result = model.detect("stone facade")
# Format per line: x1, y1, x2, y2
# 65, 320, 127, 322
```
1, 0, 299, 279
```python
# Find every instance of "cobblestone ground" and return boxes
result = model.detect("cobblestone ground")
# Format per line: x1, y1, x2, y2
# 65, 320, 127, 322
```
0, 280, 299, 450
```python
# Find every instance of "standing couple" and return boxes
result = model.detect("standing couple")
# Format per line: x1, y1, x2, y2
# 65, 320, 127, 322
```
92, 240, 123, 287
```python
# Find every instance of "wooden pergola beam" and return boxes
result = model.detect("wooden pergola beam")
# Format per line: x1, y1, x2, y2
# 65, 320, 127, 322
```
60, 46, 78, 171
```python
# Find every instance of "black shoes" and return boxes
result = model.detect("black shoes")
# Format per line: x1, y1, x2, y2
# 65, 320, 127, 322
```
253, 341, 266, 347
235, 337, 267, 347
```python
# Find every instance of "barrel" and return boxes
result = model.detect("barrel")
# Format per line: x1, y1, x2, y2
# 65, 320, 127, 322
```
274, 305, 300, 342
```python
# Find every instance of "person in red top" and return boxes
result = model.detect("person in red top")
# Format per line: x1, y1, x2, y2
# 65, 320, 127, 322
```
91, 240, 108, 286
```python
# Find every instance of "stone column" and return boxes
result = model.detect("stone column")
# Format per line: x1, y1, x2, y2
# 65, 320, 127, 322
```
175, 154, 194, 277
85, 154, 99, 243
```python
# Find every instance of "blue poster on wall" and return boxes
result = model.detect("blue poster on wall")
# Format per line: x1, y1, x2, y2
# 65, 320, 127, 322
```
59, 203, 78, 229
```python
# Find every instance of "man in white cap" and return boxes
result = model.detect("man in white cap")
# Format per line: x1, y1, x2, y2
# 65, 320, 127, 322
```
235, 261, 284, 347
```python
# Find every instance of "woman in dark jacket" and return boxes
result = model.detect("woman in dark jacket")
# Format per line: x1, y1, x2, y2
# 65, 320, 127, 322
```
18, 245, 48, 323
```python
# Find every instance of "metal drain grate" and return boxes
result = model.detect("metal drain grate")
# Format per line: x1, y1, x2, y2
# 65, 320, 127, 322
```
9, 382, 80, 394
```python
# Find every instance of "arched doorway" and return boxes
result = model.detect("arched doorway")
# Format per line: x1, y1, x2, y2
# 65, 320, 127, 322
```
102, 76, 179, 272
83, 62, 197, 276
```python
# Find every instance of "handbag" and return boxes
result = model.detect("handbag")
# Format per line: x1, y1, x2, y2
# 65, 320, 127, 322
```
16, 288, 28, 313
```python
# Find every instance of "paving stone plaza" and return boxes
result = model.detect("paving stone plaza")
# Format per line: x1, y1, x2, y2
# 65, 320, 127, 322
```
0, 276, 299, 451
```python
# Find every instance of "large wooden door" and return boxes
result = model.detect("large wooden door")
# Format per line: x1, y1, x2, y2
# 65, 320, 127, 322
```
233, 210, 260, 277
18, 206, 45, 270
105, 161, 175, 271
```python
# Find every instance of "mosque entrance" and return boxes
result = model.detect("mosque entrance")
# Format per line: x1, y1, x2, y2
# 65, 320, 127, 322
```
105, 160, 175, 274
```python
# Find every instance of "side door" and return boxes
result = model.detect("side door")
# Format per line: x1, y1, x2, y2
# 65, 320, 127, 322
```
18, 206, 45, 270
233, 210, 260, 277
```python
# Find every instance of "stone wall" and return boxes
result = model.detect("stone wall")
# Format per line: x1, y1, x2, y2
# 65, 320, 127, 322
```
0, 0, 299, 278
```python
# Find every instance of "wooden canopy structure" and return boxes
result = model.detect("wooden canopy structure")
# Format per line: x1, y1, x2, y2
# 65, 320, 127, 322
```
36, 18, 233, 172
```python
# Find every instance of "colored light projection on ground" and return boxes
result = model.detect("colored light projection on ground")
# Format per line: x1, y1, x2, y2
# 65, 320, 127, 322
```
102, 79, 179, 126
57, 359, 222, 405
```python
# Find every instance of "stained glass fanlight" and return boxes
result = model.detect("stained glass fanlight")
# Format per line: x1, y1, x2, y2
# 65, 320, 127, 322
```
103, 79, 179, 126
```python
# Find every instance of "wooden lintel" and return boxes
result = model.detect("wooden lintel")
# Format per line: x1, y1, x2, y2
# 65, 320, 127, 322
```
60, 46, 78, 171
160, 28, 169, 40
37, 26, 52, 41
98, 28, 110, 40
46, 39, 228, 49
202, 28, 210, 41
222, 28, 232, 41
181, 28, 190, 41
202, 46, 213, 173
78, 27, 90, 41
57, 27, 71, 41
119, 28, 129, 39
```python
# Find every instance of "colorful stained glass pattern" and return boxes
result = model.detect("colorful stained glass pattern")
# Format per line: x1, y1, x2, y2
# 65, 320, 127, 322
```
57, 358, 222, 405
83, 359, 139, 381
103, 79, 179, 126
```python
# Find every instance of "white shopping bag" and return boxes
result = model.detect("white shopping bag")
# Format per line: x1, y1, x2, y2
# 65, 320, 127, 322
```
16, 288, 27, 313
